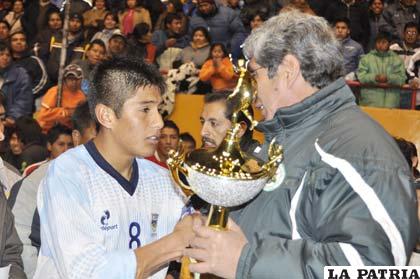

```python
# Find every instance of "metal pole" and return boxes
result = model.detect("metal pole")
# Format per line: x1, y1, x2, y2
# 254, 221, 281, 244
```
56, 0, 71, 107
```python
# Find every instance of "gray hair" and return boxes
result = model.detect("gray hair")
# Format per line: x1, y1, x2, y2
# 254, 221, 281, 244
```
243, 10, 344, 88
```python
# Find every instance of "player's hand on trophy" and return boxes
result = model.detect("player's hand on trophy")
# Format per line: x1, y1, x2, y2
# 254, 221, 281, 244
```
174, 213, 204, 251
185, 218, 248, 279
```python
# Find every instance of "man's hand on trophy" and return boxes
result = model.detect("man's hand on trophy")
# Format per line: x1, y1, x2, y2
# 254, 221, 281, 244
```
185, 218, 248, 279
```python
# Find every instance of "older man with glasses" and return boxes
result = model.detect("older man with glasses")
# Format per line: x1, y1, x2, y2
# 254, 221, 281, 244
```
184, 11, 418, 279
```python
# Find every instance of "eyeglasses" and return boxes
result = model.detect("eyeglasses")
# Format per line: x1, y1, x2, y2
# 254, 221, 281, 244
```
248, 66, 264, 78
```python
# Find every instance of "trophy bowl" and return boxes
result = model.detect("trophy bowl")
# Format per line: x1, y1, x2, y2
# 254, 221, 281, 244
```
185, 165, 268, 207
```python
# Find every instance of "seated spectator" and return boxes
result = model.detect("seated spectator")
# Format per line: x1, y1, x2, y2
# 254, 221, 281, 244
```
0, 1, 11, 19
4, 116, 48, 173
390, 22, 420, 79
73, 39, 107, 83
325, 0, 370, 50
242, 10, 268, 32
10, 31, 49, 98
390, 22, 420, 107
189, 0, 247, 60
381, 0, 419, 43
70, 101, 97, 146
4, 0, 24, 35
357, 32, 406, 108
199, 43, 237, 92
118, 0, 151, 36
179, 132, 196, 154
34, 9, 62, 63
15, 116, 48, 173
3, 128, 24, 171
90, 12, 120, 50
146, 120, 179, 169
8, 102, 96, 279
0, 95, 21, 196
107, 32, 127, 57
0, 188, 25, 278
127, 23, 156, 63
20, 0, 55, 45
0, 20, 10, 43
37, 64, 86, 132
46, 12, 86, 83
83, 0, 108, 40
0, 43, 33, 126
367, 0, 387, 51
280, 0, 316, 14
69, 0, 92, 16
107, 32, 128, 59
152, 13, 189, 72
334, 18, 364, 77
175, 26, 211, 69
154, 0, 188, 35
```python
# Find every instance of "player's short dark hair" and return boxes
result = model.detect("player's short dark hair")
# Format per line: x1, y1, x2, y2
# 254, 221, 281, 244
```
404, 22, 418, 32
334, 17, 350, 28
88, 56, 166, 125
88, 39, 106, 51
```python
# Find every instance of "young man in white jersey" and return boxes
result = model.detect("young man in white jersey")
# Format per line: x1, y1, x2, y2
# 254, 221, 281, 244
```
34, 57, 197, 279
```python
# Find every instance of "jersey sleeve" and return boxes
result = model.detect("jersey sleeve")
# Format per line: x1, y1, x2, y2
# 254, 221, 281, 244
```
37, 156, 137, 279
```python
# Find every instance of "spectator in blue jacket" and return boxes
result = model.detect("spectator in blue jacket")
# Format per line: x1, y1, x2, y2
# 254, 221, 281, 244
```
189, 0, 247, 60
0, 42, 33, 127
152, 13, 189, 72
334, 18, 364, 77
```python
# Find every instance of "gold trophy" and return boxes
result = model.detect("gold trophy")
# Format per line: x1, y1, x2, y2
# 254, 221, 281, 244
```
167, 60, 283, 278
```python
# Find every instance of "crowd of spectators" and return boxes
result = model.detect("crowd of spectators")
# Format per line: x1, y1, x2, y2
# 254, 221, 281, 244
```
0, 0, 416, 125
0, 1, 418, 277
0, 0, 417, 174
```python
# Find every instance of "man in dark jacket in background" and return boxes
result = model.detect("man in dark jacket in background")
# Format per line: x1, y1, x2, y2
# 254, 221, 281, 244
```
381, 0, 419, 43
0, 42, 33, 127
10, 31, 49, 98
185, 11, 418, 278
189, 0, 247, 59
0, 96, 26, 278
325, 0, 370, 50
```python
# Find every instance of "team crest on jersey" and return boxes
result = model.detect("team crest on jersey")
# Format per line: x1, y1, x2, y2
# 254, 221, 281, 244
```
100, 210, 118, 231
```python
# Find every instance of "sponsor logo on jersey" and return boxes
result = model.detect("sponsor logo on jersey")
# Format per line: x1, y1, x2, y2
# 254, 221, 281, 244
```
100, 210, 118, 231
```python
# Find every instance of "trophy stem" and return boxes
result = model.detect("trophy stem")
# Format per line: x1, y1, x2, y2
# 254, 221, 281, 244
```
206, 205, 229, 230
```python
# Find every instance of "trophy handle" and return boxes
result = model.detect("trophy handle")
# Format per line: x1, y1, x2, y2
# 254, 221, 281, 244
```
169, 165, 194, 197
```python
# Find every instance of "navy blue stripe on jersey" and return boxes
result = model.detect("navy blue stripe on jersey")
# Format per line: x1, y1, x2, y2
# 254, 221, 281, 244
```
85, 141, 139, 196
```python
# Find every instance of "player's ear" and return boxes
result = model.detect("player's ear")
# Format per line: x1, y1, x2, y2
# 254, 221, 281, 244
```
237, 121, 247, 138
72, 130, 81, 146
95, 104, 115, 129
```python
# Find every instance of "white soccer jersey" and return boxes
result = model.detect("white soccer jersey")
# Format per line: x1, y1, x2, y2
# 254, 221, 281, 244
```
34, 141, 186, 279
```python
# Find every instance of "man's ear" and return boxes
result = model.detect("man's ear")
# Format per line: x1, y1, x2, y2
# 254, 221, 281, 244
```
279, 54, 301, 88
95, 104, 115, 129
47, 142, 52, 152
237, 121, 247, 138
72, 130, 81, 147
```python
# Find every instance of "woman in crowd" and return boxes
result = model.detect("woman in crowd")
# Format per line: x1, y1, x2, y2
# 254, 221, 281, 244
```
199, 43, 237, 92
83, 0, 108, 40
118, 0, 151, 36
90, 12, 120, 50
176, 26, 210, 69
4, 0, 24, 34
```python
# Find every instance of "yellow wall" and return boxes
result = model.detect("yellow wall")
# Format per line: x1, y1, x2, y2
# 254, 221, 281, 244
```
169, 94, 420, 157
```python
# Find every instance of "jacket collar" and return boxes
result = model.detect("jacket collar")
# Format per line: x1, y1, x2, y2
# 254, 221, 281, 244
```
256, 78, 355, 142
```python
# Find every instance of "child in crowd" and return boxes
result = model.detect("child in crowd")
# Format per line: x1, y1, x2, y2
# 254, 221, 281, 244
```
199, 43, 237, 92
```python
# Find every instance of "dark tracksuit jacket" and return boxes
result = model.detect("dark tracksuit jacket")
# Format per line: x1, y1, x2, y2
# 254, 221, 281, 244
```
232, 78, 418, 278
